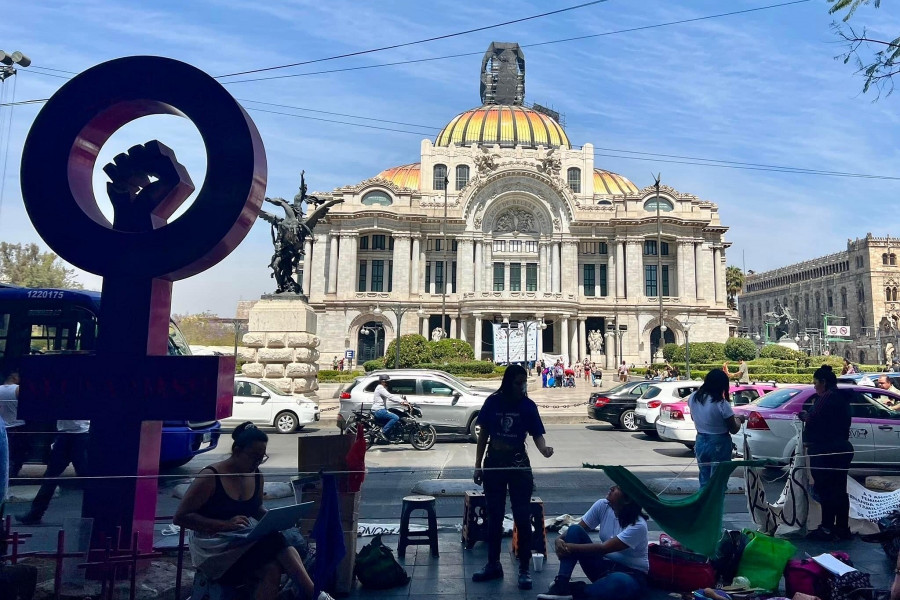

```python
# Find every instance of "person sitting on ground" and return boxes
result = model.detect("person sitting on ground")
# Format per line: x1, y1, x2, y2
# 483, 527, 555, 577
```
175, 422, 333, 600
537, 485, 649, 600
371, 374, 410, 439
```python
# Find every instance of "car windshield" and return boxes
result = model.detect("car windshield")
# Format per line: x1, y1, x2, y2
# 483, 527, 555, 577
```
603, 382, 635, 396
257, 380, 284, 395
754, 388, 802, 409
435, 372, 476, 393
642, 386, 662, 399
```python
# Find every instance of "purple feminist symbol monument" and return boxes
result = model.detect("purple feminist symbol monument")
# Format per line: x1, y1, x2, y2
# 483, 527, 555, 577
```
18, 56, 266, 550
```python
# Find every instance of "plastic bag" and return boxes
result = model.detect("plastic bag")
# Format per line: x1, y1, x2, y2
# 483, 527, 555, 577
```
354, 534, 410, 590
734, 529, 796, 591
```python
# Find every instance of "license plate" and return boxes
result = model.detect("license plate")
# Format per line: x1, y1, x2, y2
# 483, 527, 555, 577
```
202, 432, 212, 443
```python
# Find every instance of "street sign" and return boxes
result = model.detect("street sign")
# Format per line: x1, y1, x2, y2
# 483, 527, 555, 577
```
345, 349, 355, 359
826, 325, 851, 337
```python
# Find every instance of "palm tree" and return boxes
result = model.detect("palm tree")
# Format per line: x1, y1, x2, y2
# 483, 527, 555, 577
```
726, 266, 744, 310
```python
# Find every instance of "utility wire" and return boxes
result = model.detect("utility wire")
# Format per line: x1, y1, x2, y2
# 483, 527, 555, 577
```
215, 0, 610, 79
218, 0, 813, 85
0, 75, 17, 222
237, 98, 438, 130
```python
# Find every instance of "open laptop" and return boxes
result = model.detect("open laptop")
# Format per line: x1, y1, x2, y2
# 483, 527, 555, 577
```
222, 502, 312, 542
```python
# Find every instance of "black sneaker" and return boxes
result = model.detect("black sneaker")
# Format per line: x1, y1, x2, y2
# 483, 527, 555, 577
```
15, 512, 42, 526
537, 578, 572, 600
517, 571, 532, 590
569, 581, 588, 599
471, 562, 503, 582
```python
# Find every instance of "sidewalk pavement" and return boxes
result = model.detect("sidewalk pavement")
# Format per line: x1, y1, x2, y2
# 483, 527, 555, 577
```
345, 515, 896, 599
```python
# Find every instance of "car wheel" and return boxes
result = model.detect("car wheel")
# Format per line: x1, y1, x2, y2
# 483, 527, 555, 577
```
468, 414, 481, 443
644, 428, 660, 439
618, 409, 639, 432
275, 411, 299, 434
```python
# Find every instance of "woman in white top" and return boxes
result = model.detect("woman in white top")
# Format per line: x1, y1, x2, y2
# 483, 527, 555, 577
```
688, 369, 743, 488
0, 371, 20, 490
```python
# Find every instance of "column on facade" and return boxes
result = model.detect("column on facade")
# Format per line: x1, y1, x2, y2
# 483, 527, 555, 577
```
474, 314, 483, 358
615, 241, 625, 299
552, 242, 561, 293
560, 316, 570, 362
570, 320, 579, 363
459, 316, 468, 343
539, 243, 550, 291
579, 318, 587, 361
713, 247, 724, 305
604, 331, 613, 370
309, 233, 328, 301
483, 242, 493, 293
302, 238, 313, 295
561, 241, 578, 296
450, 316, 457, 338
392, 234, 411, 296
409, 237, 420, 295
625, 240, 643, 300
678, 241, 696, 301
456, 239, 472, 294
336, 234, 358, 295
695, 242, 707, 301
474, 240, 483, 293
606, 242, 615, 299
504, 262, 510, 293
535, 314, 544, 359
327, 233, 340, 294
419, 316, 427, 337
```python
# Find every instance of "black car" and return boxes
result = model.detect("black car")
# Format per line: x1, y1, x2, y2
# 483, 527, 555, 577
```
586, 381, 653, 432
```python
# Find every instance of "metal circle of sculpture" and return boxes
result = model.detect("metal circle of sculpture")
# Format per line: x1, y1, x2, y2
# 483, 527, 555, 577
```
20, 55, 266, 279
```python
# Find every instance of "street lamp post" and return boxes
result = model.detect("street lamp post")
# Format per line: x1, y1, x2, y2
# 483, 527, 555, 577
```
0, 50, 31, 82
520, 318, 546, 367
373, 304, 426, 369
441, 174, 449, 339
683, 322, 693, 380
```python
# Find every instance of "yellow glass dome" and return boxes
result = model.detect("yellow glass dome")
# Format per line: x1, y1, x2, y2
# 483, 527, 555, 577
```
435, 105, 570, 149
593, 169, 639, 195
375, 163, 420, 189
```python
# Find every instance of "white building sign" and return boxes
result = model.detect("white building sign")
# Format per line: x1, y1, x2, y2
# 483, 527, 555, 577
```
826, 325, 851, 337
492, 321, 538, 364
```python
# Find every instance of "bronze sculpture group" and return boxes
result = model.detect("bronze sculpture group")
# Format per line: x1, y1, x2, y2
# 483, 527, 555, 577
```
259, 171, 342, 295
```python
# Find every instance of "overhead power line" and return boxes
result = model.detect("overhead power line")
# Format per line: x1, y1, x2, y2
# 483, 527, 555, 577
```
215, 0, 610, 79
218, 0, 813, 85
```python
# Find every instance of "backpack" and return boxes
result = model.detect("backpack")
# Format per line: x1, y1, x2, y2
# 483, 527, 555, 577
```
354, 534, 410, 590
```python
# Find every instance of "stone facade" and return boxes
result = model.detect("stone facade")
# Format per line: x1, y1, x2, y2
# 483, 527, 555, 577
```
295, 43, 735, 368
738, 234, 900, 365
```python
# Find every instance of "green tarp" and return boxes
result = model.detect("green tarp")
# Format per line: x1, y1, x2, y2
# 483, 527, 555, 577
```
583, 460, 764, 557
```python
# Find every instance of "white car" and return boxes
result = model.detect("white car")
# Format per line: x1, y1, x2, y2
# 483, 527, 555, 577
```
227, 377, 320, 434
633, 381, 700, 435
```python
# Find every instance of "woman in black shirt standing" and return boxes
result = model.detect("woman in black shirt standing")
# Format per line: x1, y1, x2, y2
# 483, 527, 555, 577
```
472, 364, 554, 590
800, 365, 853, 541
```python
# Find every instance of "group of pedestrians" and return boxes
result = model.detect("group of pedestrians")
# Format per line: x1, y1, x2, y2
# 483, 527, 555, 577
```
537, 359, 603, 389
0, 369, 90, 525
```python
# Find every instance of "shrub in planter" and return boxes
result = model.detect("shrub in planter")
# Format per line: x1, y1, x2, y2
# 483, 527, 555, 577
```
685, 342, 726, 363
384, 334, 431, 368
759, 345, 803, 360
725, 337, 757, 362
428, 338, 475, 362
363, 358, 386, 372
662, 343, 681, 362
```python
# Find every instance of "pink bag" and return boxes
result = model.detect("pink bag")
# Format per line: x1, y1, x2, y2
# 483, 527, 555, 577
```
784, 551, 850, 599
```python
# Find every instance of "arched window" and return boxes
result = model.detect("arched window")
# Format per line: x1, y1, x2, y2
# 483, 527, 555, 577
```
887, 288, 892, 302
567, 167, 581, 193
361, 190, 393, 206
643, 197, 674, 212
884, 253, 889, 265
433, 164, 447, 190
894, 287, 898, 301
892, 253, 897, 266
840, 288, 847, 310
858, 286, 865, 302
827, 291, 833, 310
757, 302, 762, 319
794, 296, 800, 317
765, 300, 770, 313
455, 164, 470, 190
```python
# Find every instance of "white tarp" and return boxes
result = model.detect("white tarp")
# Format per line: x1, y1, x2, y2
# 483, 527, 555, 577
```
492, 321, 538, 364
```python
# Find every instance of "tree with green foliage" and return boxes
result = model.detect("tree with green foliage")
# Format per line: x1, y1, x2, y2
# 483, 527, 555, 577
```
427, 338, 475, 363
726, 266, 744, 310
384, 334, 431, 368
172, 312, 235, 346
0, 242, 82, 289
725, 337, 758, 361
828, 0, 899, 97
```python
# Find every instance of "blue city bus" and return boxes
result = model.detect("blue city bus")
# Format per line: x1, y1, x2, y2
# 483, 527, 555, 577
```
0, 285, 221, 467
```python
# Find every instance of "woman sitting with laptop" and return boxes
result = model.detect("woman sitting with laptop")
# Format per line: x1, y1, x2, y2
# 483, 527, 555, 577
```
175, 422, 332, 600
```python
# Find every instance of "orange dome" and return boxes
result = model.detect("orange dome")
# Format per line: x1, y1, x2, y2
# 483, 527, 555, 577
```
435, 105, 569, 149
593, 168, 638, 195
375, 163, 420, 189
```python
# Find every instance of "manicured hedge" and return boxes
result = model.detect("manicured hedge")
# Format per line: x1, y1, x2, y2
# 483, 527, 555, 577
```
412, 361, 495, 375
317, 370, 361, 382
363, 358, 387, 372
426, 339, 475, 362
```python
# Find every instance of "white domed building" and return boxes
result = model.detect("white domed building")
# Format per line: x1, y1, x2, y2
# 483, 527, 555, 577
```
302, 43, 734, 368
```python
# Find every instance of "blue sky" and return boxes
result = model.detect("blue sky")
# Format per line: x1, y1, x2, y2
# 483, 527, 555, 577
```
2, 0, 898, 316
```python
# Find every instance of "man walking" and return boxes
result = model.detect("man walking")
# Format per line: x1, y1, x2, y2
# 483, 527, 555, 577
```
17, 419, 90, 525
371, 374, 409, 439
724, 359, 750, 384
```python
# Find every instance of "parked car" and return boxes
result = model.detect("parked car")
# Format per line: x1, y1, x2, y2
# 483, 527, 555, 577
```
337, 369, 493, 441
656, 383, 778, 449
587, 381, 654, 431
633, 381, 702, 434
837, 372, 900, 387
226, 377, 320, 434
731, 384, 900, 465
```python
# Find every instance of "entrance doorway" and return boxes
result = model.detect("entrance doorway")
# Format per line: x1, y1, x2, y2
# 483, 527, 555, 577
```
649, 326, 675, 362
358, 321, 385, 363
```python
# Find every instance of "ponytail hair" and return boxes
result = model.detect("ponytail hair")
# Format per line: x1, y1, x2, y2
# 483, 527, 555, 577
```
231, 421, 268, 453
813, 364, 837, 390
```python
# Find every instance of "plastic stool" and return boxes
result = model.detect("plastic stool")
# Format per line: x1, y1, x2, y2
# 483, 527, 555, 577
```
398, 495, 439, 559
461, 490, 488, 549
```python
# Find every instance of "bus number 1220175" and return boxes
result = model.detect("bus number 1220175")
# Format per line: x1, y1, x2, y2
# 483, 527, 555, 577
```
25, 290, 66, 299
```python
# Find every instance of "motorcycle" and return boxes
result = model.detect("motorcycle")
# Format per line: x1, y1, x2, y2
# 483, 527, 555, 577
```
346, 402, 436, 451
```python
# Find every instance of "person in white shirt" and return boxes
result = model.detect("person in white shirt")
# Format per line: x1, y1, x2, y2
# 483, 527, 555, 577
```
538, 485, 649, 600
371, 374, 409, 438
17, 419, 90, 525
0, 371, 26, 478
